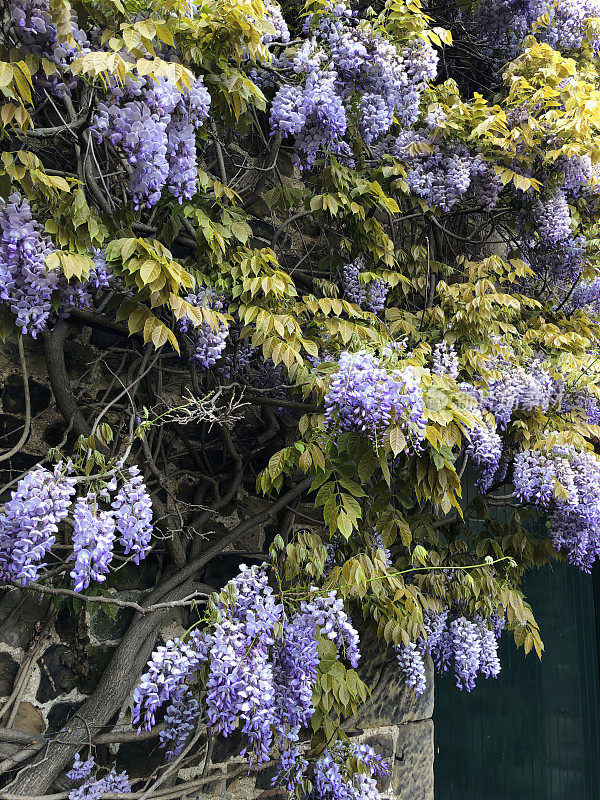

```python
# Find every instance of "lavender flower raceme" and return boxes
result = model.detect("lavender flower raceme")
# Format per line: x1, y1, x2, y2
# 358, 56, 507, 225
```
513, 444, 600, 571
300, 590, 360, 668
450, 617, 483, 692
342, 256, 389, 313
132, 629, 208, 732
307, 741, 389, 800
343, 256, 366, 307
365, 279, 390, 314
159, 690, 201, 759
395, 642, 426, 696
178, 290, 228, 369
273, 614, 320, 740
262, 0, 290, 43
270, 0, 437, 167
561, 388, 600, 425
395, 608, 501, 694
111, 466, 153, 564
67, 753, 131, 800
432, 341, 459, 379
90, 73, 210, 208
0, 193, 59, 338
531, 191, 572, 245
474, 0, 600, 64
391, 131, 500, 212
133, 565, 361, 769
481, 360, 560, 428
70, 494, 116, 593
325, 351, 426, 448
0, 194, 115, 337
0, 464, 75, 586
9, 0, 91, 96
67, 754, 94, 782
466, 418, 503, 493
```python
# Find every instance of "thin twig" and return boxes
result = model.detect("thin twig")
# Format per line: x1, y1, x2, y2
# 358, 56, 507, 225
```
6, 582, 210, 614
0, 760, 273, 800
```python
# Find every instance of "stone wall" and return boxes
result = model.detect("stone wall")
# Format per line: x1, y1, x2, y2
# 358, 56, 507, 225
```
353, 632, 434, 800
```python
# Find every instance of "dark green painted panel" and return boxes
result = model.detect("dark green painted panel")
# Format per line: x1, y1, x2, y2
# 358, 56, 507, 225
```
434, 563, 600, 799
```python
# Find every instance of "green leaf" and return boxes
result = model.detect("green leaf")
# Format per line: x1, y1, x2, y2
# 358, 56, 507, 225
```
337, 511, 354, 540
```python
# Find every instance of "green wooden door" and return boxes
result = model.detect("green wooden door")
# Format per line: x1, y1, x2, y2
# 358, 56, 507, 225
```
434, 563, 600, 799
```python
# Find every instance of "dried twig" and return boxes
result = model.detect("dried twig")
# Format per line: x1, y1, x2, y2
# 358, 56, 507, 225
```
6, 583, 210, 615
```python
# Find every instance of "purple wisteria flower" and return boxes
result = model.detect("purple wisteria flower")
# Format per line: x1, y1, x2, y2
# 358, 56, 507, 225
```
466, 418, 503, 493
395, 608, 501, 694
325, 350, 426, 448
481, 360, 560, 428
70, 494, 116, 593
0, 463, 75, 585
90, 71, 210, 208
133, 564, 362, 771
432, 341, 459, 379
450, 617, 483, 692
132, 629, 208, 731
270, 0, 437, 167
342, 256, 390, 313
0, 193, 59, 338
395, 642, 426, 696
111, 466, 153, 564
513, 444, 600, 571
67, 754, 94, 782
391, 130, 501, 212
178, 289, 228, 369
159, 689, 201, 759
67, 757, 130, 800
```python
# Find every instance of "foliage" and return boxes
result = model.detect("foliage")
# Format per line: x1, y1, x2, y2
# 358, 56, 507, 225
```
2, 0, 600, 796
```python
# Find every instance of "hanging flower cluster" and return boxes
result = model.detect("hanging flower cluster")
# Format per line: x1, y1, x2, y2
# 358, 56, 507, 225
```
513, 444, 600, 571
67, 754, 131, 800
133, 565, 361, 772
0, 464, 153, 590
324, 351, 426, 448
396, 608, 502, 694
268, 0, 438, 167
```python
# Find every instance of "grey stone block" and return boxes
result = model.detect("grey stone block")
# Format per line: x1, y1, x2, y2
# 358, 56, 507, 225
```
11, 701, 45, 735
354, 632, 434, 727
392, 720, 434, 800
352, 726, 398, 793
88, 592, 143, 641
